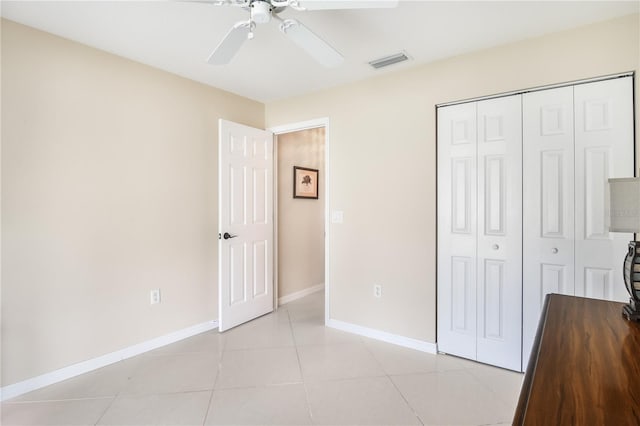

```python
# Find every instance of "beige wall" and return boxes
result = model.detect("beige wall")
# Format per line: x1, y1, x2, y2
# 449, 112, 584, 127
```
265, 14, 640, 344
1, 19, 264, 386
277, 128, 325, 299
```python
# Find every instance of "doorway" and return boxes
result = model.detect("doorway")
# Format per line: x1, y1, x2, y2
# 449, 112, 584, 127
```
271, 119, 329, 323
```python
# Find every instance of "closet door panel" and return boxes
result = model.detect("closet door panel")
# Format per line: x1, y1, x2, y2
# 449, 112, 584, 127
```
522, 86, 575, 368
575, 77, 634, 302
476, 95, 522, 372
437, 102, 478, 360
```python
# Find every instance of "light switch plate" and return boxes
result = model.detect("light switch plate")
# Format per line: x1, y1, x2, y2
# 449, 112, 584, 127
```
331, 210, 344, 224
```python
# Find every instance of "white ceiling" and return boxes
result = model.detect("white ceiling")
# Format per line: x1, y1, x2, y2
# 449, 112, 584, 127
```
2, 1, 638, 102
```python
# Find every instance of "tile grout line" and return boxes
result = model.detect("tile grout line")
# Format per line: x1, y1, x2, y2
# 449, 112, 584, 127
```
201, 335, 226, 426
360, 341, 425, 426
93, 394, 120, 425
5, 395, 117, 405
463, 368, 521, 424
289, 307, 317, 426
222, 344, 297, 353
387, 376, 425, 426
92, 357, 146, 425
200, 389, 215, 426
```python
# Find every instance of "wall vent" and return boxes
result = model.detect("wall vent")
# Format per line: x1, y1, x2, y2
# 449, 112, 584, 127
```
368, 52, 410, 69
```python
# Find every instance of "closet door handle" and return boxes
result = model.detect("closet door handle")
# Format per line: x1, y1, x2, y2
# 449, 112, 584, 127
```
492, 244, 499, 250
551, 248, 559, 254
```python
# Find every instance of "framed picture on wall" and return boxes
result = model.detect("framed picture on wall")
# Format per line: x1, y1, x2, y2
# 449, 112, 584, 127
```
293, 166, 319, 199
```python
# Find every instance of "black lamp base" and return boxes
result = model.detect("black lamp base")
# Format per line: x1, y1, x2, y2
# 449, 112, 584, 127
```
623, 304, 640, 321
623, 241, 640, 322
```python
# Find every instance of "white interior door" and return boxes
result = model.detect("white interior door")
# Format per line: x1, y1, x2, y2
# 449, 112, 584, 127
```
522, 86, 575, 367
476, 95, 522, 372
437, 102, 478, 361
219, 119, 274, 332
574, 77, 634, 302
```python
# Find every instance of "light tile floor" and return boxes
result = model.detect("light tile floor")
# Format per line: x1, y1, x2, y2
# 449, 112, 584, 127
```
1, 291, 523, 425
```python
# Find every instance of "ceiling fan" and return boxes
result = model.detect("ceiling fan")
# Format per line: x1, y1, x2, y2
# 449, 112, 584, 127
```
199, 0, 398, 67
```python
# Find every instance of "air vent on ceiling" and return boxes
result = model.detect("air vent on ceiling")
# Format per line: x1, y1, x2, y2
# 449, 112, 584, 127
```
368, 52, 410, 69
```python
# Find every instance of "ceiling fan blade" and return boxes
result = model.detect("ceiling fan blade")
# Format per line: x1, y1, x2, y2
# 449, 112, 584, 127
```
207, 21, 250, 65
181, 0, 249, 7
291, 0, 398, 11
279, 19, 343, 67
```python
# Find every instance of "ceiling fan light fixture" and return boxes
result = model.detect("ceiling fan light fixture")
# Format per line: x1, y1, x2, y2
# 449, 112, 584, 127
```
368, 51, 410, 69
250, 0, 273, 24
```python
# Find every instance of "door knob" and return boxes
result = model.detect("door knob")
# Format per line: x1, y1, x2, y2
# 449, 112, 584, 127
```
223, 232, 237, 240
492, 244, 499, 250
551, 248, 559, 254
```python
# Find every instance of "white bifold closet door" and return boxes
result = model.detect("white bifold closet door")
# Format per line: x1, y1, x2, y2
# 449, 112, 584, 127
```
522, 86, 576, 364
574, 78, 634, 302
476, 97, 522, 371
437, 102, 477, 361
437, 96, 522, 372
521, 77, 634, 367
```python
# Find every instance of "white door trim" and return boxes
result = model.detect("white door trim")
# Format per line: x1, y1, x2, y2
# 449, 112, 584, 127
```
268, 117, 330, 325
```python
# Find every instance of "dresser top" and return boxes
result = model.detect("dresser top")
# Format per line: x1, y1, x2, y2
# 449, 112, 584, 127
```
515, 294, 640, 425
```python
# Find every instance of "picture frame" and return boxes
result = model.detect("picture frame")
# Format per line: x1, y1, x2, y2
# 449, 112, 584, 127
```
293, 166, 319, 199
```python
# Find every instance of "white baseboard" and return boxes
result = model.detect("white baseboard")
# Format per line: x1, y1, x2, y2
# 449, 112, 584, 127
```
278, 283, 324, 305
0, 320, 218, 402
326, 318, 437, 354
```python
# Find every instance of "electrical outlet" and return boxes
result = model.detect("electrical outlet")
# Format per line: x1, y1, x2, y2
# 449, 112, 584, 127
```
374, 284, 382, 298
150, 289, 161, 305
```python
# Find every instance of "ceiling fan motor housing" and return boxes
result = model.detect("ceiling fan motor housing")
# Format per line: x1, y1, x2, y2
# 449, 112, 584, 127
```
250, 1, 273, 24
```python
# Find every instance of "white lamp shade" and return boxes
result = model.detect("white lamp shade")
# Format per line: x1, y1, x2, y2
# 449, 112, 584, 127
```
609, 177, 640, 232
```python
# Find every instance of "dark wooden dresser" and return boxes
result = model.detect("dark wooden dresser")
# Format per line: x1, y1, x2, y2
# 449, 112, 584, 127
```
514, 294, 640, 425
